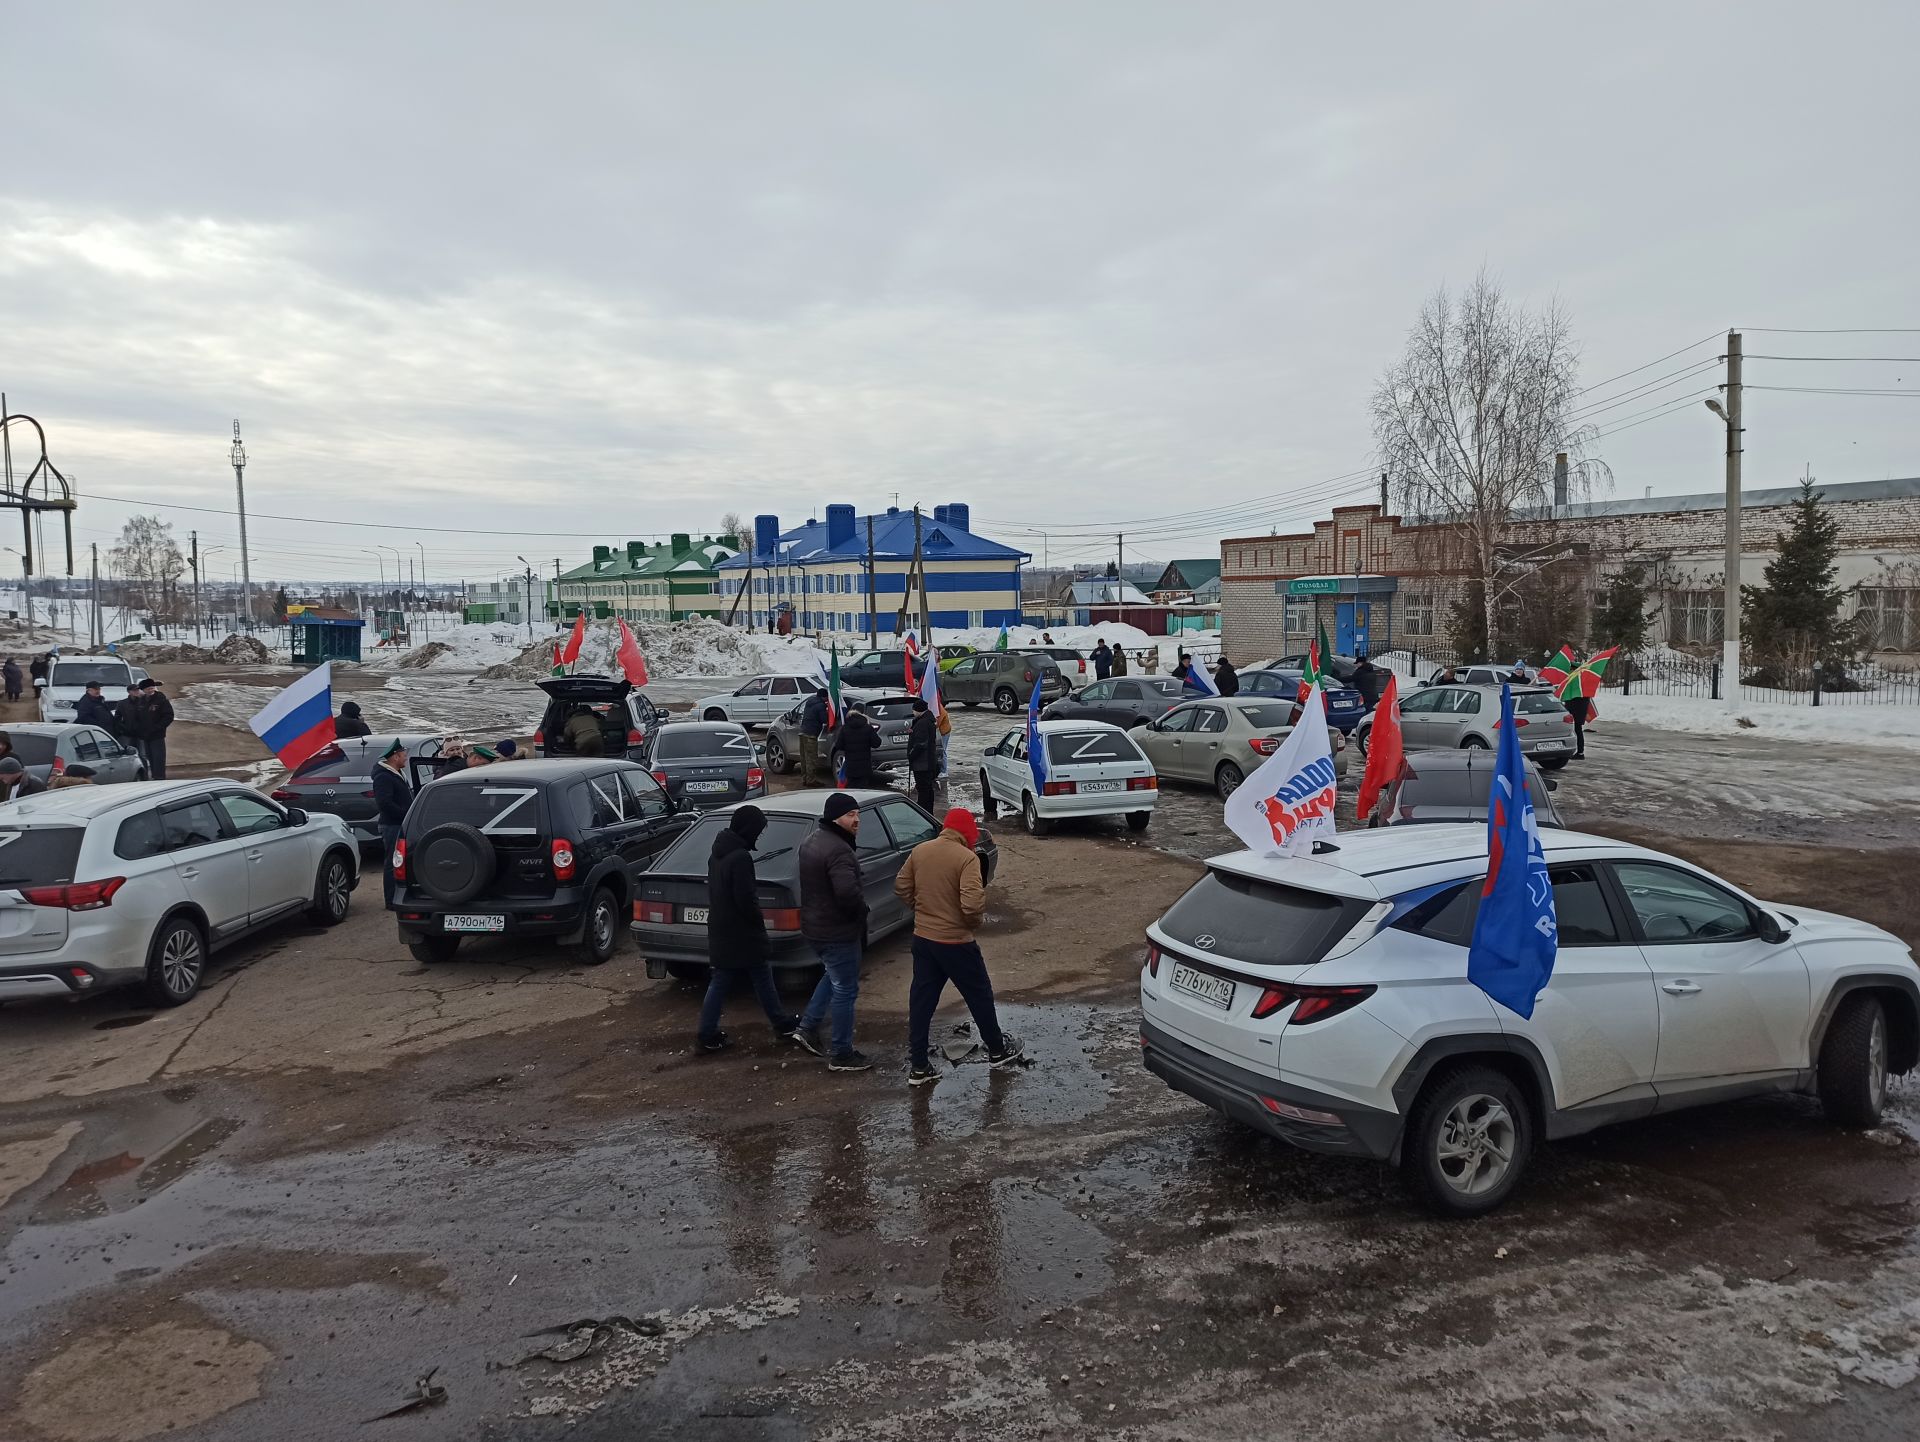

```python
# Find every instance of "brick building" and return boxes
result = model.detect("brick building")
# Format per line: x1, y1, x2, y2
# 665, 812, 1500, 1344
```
1219, 476, 1920, 661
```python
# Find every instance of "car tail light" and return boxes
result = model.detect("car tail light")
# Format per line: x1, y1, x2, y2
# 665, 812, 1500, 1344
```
1288, 703, 1303, 726
270, 787, 298, 801
1126, 776, 1157, 791
1249, 982, 1376, 1024
1248, 737, 1280, 756
651, 770, 670, 787
627, 728, 643, 744
765, 907, 802, 931
1145, 943, 1161, 977
550, 838, 577, 880
1023, 669, 1037, 682
635, 900, 672, 924
1258, 1095, 1343, 1126
68, 967, 96, 988
392, 838, 408, 880
1042, 780, 1076, 796
51, 755, 65, 776
22, 877, 127, 910
747, 767, 765, 788
533, 728, 545, 747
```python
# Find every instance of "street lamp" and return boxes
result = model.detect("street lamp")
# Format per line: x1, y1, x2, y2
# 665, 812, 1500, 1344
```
1705, 368, 1742, 711
516, 555, 536, 641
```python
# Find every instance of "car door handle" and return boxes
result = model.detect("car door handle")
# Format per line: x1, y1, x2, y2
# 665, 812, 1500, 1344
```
1661, 980, 1702, 996
178, 866, 200, 879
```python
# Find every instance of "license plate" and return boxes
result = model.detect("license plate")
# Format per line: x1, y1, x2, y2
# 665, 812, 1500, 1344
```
1170, 962, 1234, 1011
1333, 699, 1359, 709
1079, 780, 1121, 793
686, 780, 730, 793
444, 914, 505, 933
681, 906, 709, 924
1534, 740, 1568, 751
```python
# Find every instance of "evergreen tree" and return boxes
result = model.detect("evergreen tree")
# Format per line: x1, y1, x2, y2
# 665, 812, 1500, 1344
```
1742, 478, 1860, 671
1590, 564, 1651, 653
1447, 579, 1488, 661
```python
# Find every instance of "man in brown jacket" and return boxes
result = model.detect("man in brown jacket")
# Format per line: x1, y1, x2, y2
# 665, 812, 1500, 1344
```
894, 806, 1023, 1085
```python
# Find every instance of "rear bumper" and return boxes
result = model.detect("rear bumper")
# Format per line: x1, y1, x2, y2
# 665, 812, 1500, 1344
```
0, 958, 141, 1001
1037, 790, 1158, 819
393, 892, 593, 940
1140, 1019, 1402, 1160
667, 783, 768, 811
629, 923, 820, 971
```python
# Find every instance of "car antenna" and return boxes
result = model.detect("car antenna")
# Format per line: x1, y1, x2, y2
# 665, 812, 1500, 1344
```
1312, 839, 1341, 854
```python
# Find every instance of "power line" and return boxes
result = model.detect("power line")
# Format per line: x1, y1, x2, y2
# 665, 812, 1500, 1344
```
1743, 354, 1920, 363
1739, 327, 1920, 334
1743, 385, 1920, 396
1566, 363, 1721, 422
1587, 394, 1711, 441
1575, 329, 1725, 396
71, 490, 693, 540
1579, 387, 1719, 432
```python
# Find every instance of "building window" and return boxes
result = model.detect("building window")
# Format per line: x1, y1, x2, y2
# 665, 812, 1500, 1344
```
1403, 591, 1434, 637
1859, 588, 1919, 650
1669, 589, 1724, 646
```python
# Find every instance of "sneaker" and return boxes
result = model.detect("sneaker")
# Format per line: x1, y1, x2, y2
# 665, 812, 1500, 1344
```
987, 1033, 1025, 1067
829, 1049, 874, 1073
907, 1062, 941, 1087
790, 1024, 827, 1058
698, 1031, 730, 1054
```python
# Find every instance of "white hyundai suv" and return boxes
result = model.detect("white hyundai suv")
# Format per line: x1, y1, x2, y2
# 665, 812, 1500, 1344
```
0, 780, 360, 1008
1140, 824, 1916, 1216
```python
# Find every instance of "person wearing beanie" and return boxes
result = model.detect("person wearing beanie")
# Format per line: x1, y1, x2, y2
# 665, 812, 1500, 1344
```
373, 739, 413, 906
495, 738, 518, 759
336, 700, 372, 738
792, 791, 872, 1071
699, 805, 801, 1054
893, 805, 1022, 1085
906, 697, 938, 812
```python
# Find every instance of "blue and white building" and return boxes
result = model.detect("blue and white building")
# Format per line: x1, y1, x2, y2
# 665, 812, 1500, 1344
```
715, 503, 1027, 637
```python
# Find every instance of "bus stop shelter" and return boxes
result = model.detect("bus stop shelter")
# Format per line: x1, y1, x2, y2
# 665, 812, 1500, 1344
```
287, 606, 364, 665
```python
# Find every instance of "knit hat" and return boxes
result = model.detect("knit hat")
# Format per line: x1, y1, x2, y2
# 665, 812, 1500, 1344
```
822, 792, 860, 823
943, 807, 979, 847
340, 701, 362, 718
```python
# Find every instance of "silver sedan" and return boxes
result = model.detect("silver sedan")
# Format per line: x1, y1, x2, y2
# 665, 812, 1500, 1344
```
1134, 697, 1349, 800
1356, 684, 1576, 769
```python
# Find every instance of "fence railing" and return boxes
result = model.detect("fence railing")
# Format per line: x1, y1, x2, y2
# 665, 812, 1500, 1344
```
1375, 647, 1920, 706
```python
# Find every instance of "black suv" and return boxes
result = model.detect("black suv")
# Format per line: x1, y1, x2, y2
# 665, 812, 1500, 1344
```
391, 758, 691, 965
534, 674, 668, 763
836, 648, 932, 690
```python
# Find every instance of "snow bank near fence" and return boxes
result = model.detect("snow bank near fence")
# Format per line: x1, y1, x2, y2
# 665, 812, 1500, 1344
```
1596, 692, 1920, 752
479, 617, 823, 681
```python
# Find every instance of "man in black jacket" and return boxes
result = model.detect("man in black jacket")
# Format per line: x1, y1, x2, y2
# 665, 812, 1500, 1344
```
336, 700, 372, 738
1213, 656, 1240, 696
74, 683, 116, 729
906, 698, 938, 812
698, 805, 800, 1053
135, 678, 174, 779
792, 792, 871, 1071
837, 707, 880, 787
797, 688, 828, 785
372, 739, 412, 907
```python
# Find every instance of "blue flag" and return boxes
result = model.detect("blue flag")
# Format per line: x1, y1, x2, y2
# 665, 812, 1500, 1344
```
1467, 686, 1558, 1018
1025, 677, 1048, 793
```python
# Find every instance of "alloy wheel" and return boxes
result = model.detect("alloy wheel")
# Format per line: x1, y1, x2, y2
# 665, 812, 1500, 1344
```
1435, 1093, 1516, 1196
162, 927, 203, 997
326, 861, 351, 918
1869, 1012, 1888, 1112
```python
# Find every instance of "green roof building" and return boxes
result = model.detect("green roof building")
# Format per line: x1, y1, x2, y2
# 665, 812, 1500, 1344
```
553, 533, 740, 623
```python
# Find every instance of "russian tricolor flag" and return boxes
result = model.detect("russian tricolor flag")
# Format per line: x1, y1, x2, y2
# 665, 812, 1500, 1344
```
249, 662, 338, 770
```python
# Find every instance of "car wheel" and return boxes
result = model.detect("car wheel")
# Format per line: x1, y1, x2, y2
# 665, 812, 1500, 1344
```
576, 886, 620, 966
665, 961, 709, 984
410, 935, 461, 964
1402, 1064, 1533, 1217
704, 707, 728, 721
306, 851, 353, 926
962, 699, 979, 709
979, 771, 998, 820
1538, 757, 1570, 771
1818, 994, 1889, 1127
1127, 810, 1151, 832
993, 688, 1018, 713
765, 735, 790, 774
1214, 761, 1244, 800
1127, 716, 1148, 728
830, 749, 847, 779
1355, 726, 1370, 758
143, 915, 207, 1008
1461, 736, 1489, 750
1021, 793, 1052, 837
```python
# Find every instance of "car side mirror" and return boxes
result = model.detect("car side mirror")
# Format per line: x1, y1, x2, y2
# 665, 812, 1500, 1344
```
1755, 909, 1790, 944
983, 746, 996, 757
1544, 778, 1559, 792
286, 807, 309, 826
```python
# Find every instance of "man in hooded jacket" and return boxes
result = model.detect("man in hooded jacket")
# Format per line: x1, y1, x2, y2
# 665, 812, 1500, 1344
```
792, 792, 871, 1071
699, 805, 801, 1053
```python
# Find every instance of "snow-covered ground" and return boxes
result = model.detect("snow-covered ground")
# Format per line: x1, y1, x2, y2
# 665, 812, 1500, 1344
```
1596, 692, 1920, 752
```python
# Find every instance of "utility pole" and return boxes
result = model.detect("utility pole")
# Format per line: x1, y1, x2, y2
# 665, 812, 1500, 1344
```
416, 542, 427, 637
1722, 331, 1742, 712
866, 515, 878, 644
89, 543, 101, 648
189, 531, 202, 643
230, 421, 253, 633
516, 556, 535, 641
1116, 531, 1125, 631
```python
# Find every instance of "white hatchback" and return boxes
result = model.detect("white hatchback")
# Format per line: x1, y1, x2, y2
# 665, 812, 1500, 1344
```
978, 719, 1159, 837
0, 780, 360, 1008
1140, 824, 1917, 1215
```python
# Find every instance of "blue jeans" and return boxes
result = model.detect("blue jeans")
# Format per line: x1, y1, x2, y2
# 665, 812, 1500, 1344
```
908, 937, 1005, 1068
698, 962, 794, 1044
381, 824, 401, 907
937, 733, 951, 777
800, 938, 863, 1056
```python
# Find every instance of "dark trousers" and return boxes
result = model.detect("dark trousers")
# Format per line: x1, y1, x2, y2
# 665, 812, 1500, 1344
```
1566, 699, 1590, 756
908, 936, 1005, 1068
380, 824, 401, 907
913, 767, 936, 813
698, 961, 795, 1044
144, 736, 168, 780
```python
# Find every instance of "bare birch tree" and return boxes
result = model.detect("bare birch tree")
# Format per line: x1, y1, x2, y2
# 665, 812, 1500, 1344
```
1371, 271, 1605, 656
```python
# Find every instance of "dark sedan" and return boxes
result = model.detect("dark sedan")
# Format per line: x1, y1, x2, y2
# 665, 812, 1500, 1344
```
639, 720, 767, 810
1367, 748, 1564, 828
1042, 675, 1183, 728
1236, 668, 1370, 733
631, 789, 1000, 978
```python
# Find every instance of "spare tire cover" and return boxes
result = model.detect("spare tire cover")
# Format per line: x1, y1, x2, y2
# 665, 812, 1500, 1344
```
414, 822, 498, 905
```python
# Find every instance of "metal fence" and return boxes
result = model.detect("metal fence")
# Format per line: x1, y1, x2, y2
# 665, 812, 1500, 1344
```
1378, 646, 1920, 707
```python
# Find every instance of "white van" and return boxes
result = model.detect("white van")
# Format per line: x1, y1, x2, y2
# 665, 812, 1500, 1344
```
38, 655, 136, 723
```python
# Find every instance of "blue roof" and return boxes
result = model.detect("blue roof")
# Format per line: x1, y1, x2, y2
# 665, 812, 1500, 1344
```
715, 510, 1028, 568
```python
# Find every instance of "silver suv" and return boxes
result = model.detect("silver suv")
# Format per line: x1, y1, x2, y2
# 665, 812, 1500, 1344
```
0, 780, 360, 1007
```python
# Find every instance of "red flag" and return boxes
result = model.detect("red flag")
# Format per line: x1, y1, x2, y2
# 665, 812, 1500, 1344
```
559, 611, 588, 667
1356, 673, 1404, 824
902, 632, 920, 691
615, 619, 649, 687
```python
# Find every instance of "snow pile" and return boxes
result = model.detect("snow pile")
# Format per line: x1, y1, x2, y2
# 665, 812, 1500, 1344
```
209, 634, 274, 665
363, 622, 532, 673
480, 617, 821, 681
395, 640, 457, 670
1598, 692, 1920, 752
118, 641, 216, 664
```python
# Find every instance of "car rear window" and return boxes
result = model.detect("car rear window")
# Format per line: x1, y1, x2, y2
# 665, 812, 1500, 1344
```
412, 780, 546, 838
654, 814, 812, 873
656, 728, 754, 760
50, 661, 132, 688
1515, 692, 1567, 715
1159, 871, 1363, 965
1142, 678, 1181, 696
1044, 731, 1142, 764
4, 734, 58, 765
860, 700, 917, 722
291, 742, 352, 778
1234, 702, 1296, 730
0, 827, 85, 885
1395, 768, 1488, 813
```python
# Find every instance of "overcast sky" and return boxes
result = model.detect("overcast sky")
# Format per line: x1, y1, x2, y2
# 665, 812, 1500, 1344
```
2, 3, 1915, 584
